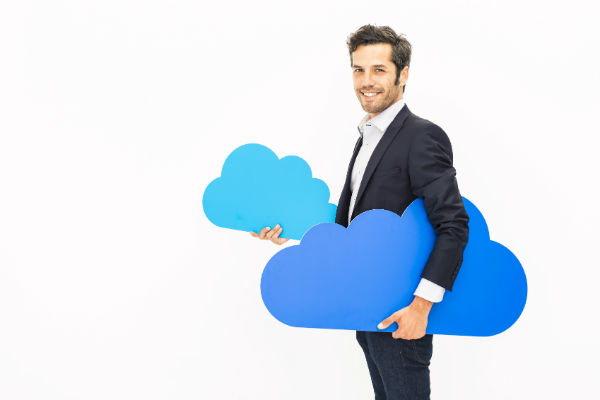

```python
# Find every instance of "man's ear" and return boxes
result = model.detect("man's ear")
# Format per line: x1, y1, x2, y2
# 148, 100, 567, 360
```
400, 66, 409, 86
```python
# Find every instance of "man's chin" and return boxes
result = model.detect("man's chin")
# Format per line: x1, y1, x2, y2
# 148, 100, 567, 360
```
361, 103, 382, 113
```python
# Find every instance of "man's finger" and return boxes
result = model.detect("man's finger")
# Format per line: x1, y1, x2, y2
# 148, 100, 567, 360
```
249, 231, 258, 237
259, 227, 271, 239
266, 224, 280, 240
271, 225, 282, 239
378, 312, 399, 330
269, 225, 280, 239
272, 227, 287, 244
392, 329, 406, 340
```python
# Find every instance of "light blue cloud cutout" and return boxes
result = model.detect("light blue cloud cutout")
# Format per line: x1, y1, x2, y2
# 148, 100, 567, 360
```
202, 143, 337, 240
260, 197, 527, 337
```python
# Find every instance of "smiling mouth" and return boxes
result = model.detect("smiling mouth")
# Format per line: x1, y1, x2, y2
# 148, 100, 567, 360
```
361, 91, 382, 99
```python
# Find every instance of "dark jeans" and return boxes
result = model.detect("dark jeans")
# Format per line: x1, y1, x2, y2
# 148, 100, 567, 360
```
356, 331, 433, 400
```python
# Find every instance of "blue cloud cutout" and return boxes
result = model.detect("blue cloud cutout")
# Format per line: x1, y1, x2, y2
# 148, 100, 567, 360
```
203, 143, 337, 240
260, 197, 527, 337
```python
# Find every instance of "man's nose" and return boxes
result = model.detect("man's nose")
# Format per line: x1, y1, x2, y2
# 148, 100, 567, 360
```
362, 71, 376, 87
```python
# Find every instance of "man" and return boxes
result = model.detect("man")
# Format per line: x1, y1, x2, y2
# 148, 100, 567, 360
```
252, 25, 469, 400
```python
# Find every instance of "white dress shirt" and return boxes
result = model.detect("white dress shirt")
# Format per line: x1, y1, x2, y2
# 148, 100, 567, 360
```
348, 97, 445, 303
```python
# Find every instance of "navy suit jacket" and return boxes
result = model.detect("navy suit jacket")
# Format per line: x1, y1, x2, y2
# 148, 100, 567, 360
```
335, 104, 469, 291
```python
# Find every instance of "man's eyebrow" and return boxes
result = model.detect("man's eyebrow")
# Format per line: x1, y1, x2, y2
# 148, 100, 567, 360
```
352, 64, 388, 68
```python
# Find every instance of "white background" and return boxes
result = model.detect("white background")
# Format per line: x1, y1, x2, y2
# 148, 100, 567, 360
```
1, 1, 599, 398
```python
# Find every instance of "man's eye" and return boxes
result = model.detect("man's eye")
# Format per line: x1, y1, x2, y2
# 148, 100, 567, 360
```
354, 69, 362, 72
376, 69, 384, 72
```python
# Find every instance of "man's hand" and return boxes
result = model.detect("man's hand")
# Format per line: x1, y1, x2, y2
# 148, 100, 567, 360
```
249, 224, 289, 245
377, 296, 433, 340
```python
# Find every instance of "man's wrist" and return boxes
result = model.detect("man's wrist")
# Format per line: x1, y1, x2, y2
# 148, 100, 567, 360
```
410, 296, 434, 313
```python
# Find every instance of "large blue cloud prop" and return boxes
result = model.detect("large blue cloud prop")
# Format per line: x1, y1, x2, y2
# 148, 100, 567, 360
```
203, 143, 337, 240
260, 197, 527, 336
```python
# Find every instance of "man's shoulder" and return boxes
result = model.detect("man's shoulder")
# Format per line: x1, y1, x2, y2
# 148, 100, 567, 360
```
403, 109, 452, 149
404, 109, 444, 134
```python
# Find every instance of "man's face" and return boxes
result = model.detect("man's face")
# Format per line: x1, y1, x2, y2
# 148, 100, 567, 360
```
351, 43, 408, 118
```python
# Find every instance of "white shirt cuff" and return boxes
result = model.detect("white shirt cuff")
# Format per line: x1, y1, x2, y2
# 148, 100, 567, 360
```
413, 278, 445, 303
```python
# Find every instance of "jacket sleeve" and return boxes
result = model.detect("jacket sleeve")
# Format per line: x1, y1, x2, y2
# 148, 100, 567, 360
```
407, 125, 469, 290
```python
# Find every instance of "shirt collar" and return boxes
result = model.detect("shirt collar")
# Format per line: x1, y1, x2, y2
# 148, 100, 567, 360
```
357, 98, 406, 137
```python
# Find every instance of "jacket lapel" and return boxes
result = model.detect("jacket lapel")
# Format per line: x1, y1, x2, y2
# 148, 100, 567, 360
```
335, 136, 362, 226
350, 105, 412, 221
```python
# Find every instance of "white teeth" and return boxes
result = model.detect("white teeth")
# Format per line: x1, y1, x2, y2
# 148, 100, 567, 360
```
363, 92, 379, 97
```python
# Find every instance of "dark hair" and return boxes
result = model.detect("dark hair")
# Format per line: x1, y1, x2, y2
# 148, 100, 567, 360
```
346, 25, 412, 93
